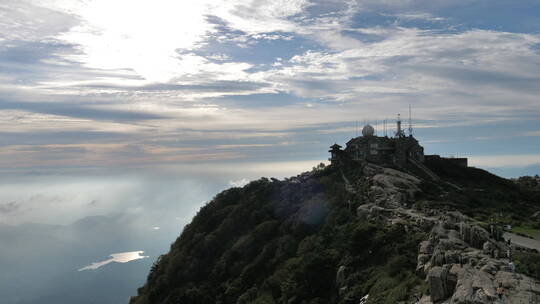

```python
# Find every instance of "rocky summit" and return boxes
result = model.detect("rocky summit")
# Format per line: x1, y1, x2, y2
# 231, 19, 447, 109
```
130, 158, 540, 304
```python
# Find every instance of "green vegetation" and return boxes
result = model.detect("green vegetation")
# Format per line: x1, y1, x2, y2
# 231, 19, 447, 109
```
425, 158, 540, 223
511, 226, 540, 241
514, 251, 540, 280
513, 175, 540, 191
130, 163, 426, 304
130, 159, 540, 304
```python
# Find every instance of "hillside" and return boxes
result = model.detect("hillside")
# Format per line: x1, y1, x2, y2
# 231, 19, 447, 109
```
130, 159, 540, 304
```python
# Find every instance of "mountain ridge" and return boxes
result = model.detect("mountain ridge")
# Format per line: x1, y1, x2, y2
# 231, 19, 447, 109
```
130, 159, 540, 303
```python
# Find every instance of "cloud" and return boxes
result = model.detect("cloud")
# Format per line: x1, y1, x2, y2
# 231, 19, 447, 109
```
0, 40, 143, 89
0, 201, 20, 214
0, 0, 79, 41
0, 99, 167, 122
257, 28, 540, 114
78, 80, 270, 94
0, 0, 539, 177
469, 154, 540, 168
212, 0, 310, 34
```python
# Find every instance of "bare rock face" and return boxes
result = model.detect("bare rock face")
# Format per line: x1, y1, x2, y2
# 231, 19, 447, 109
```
416, 211, 540, 304
356, 204, 392, 221
353, 166, 540, 304
451, 265, 497, 303
459, 223, 490, 249
427, 266, 454, 302
361, 164, 421, 209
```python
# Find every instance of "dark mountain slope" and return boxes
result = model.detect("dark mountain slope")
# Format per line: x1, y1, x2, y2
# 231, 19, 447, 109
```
130, 160, 539, 304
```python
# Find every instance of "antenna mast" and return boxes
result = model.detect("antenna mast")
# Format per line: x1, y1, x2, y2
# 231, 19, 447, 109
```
396, 113, 403, 138
408, 104, 413, 136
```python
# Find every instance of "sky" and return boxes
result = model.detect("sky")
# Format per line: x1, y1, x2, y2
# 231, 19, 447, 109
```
1, 0, 540, 179
1, 0, 540, 302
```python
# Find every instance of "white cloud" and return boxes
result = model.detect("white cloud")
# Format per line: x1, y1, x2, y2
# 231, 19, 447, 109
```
24, 0, 308, 85
0, 0, 78, 41
2, 0, 540, 174
386, 13, 447, 21
469, 154, 540, 168
56, 0, 214, 82
212, 0, 310, 34
259, 27, 540, 118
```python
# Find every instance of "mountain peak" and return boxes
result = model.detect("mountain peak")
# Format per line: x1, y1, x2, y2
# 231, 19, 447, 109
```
130, 157, 540, 304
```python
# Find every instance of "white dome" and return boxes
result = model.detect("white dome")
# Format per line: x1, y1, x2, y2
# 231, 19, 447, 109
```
362, 124, 375, 136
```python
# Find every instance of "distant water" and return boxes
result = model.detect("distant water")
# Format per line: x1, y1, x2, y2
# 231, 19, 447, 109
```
78, 251, 149, 271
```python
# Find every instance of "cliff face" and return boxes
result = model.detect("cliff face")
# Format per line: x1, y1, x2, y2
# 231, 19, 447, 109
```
130, 160, 540, 304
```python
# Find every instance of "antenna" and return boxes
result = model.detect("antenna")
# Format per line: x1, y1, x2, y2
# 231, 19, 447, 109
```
408, 104, 413, 136
356, 120, 358, 137
396, 113, 402, 138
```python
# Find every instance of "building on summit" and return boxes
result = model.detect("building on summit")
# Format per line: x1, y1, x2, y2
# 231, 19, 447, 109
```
329, 114, 424, 166
329, 113, 467, 169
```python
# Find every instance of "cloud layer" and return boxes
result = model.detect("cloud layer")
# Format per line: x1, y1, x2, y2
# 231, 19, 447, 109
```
1, 0, 540, 174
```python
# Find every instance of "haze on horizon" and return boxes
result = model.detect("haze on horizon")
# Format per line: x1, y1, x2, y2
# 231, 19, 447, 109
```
1, 1, 540, 303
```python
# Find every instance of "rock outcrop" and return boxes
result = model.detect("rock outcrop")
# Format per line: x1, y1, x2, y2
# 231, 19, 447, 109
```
415, 211, 540, 303
350, 163, 540, 304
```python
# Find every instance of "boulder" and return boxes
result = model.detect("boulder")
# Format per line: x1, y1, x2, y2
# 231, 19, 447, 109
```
445, 211, 470, 223
287, 296, 297, 304
480, 263, 497, 275
356, 204, 372, 220
418, 254, 430, 265
419, 295, 433, 304
419, 241, 431, 255
444, 250, 460, 265
482, 241, 496, 254
391, 218, 407, 226
336, 266, 346, 288
387, 192, 407, 207
429, 249, 445, 267
427, 265, 458, 302
460, 223, 490, 249
450, 266, 499, 303
427, 266, 451, 302
368, 186, 385, 201
362, 163, 382, 176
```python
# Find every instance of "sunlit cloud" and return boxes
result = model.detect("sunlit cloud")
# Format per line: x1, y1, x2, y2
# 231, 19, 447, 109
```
0, 0, 539, 177
57, 0, 213, 82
